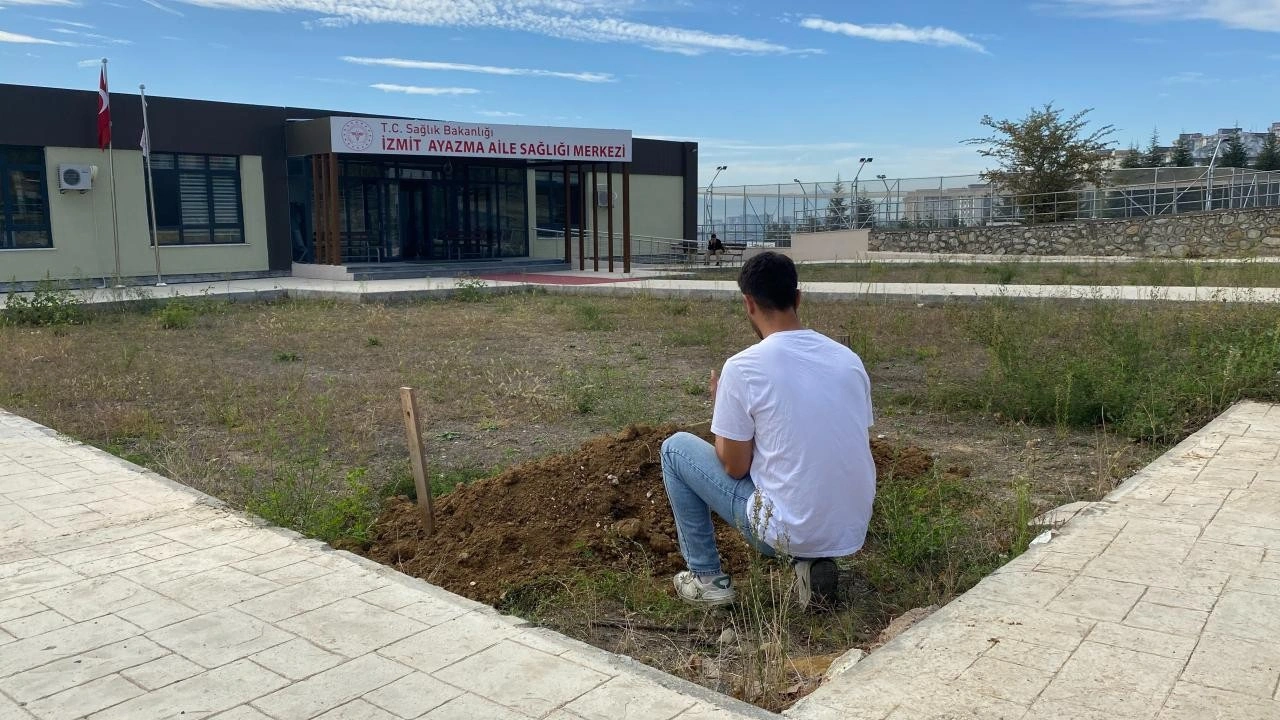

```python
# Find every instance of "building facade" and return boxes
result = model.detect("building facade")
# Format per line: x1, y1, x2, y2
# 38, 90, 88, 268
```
0, 84, 697, 286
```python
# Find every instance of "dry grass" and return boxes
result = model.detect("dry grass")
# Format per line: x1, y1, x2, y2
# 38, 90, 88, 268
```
8, 289, 1276, 708
687, 259, 1280, 287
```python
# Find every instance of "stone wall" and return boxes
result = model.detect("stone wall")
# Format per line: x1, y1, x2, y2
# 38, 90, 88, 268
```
869, 206, 1280, 258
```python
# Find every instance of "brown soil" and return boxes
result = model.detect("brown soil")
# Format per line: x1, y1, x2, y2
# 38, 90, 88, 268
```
361, 423, 933, 607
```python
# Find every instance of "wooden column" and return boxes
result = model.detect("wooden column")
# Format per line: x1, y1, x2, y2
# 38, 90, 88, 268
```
623, 163, 632, 274
606, 163, 615, 273
577, 164, 586, 271
591, 164, 599, 272
562, 165, 572, 264
311, 153, 342, 265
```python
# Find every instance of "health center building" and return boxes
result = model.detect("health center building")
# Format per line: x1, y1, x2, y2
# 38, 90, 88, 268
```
0, 83, 698, 287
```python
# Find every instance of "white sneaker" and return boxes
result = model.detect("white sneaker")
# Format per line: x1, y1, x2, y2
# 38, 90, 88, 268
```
792, 558, 838, 608
673, 571, 736, 606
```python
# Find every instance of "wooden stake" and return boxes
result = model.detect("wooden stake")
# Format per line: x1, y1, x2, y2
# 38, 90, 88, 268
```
399, 387, 436, 535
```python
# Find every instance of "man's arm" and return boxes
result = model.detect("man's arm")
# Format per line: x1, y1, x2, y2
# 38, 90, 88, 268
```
715, 435, 753, 479
710, 369, 754, 479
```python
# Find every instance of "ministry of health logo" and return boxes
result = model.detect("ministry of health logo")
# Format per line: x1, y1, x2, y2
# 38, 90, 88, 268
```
341, 119, 374, 152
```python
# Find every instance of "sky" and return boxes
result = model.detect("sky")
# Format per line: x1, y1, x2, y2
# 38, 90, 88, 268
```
1, 0, 1278, 187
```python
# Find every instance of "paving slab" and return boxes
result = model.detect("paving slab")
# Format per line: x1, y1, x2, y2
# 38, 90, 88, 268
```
0, 409, 767, 719
793, 400, 1280, 719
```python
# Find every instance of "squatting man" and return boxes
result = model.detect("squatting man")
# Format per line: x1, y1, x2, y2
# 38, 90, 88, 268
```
660, 252, 876, 608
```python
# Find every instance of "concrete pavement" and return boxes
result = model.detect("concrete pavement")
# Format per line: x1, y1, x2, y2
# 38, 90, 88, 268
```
6, 272, 1280, 309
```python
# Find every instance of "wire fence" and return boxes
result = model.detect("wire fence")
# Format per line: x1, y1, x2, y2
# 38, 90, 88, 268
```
699, 167, 1280, 242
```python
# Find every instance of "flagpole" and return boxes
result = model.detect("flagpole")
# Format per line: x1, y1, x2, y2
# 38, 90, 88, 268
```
103, 58, 122, 286
140, 84, 164, 286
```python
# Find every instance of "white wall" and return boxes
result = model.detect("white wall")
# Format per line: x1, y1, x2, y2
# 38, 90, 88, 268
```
743, 229, 870, 263
2, 147, 270, 284
530, 171, 686, 261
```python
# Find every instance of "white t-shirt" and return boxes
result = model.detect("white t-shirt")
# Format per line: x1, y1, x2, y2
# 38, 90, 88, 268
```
711, 329, 876, 558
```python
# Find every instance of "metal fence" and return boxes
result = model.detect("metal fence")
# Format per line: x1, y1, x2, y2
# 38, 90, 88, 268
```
699, 168, 1280, 240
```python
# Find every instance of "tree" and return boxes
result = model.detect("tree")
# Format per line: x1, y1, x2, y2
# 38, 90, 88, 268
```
1119, 143, 1143, 169
1144, 128, 1165, 167
966, 103, 1115, 224
825, 174, 848, 228
1220, 133, 1249, 168
854, 196, 877, 228
1170, 136, 1195, 167
1254, 133, 1280, 172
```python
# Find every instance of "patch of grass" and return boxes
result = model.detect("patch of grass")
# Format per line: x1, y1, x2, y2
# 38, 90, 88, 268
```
2, 276, 85, 327
982, 262, 1019, 285
453, 276, 489, 303
567, 301, 617, 332
246, 466, 380, 545
156, 300, 196, 330
684, 260, 1280, 288
274, 351, 301, 363
935, 299, 1280, 442
366, 337, 381, 347
663, 320, 727, 348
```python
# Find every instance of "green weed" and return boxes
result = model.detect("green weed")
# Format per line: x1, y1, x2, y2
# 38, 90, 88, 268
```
453, 276, 489, 303
2, 276, 85, 327
156, 301, 195, 330
246, 466, 380, 544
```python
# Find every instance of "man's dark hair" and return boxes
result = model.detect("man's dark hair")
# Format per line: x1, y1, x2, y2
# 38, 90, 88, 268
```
737, 251, 798, 311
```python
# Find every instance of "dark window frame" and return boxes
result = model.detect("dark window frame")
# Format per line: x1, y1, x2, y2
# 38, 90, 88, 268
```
0, 145, 52, 250
148, 152, 245, 246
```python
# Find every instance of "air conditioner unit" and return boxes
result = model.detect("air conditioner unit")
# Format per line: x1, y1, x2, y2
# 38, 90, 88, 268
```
58, 164, 94, 192
596, 187, 616, 207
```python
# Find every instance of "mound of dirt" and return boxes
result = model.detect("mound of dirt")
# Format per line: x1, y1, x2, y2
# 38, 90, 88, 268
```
362, 424, 935, 606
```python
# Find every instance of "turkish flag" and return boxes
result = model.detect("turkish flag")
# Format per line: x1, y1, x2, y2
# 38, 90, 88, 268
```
97, 65, 111, 150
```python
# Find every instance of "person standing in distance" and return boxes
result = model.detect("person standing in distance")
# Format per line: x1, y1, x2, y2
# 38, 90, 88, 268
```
660, 251, 876, 607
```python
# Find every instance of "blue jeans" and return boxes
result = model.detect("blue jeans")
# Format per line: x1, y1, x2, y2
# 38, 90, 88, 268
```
660, 432, 775, 575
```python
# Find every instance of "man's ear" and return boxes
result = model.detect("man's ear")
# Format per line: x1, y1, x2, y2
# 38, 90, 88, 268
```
743, 294, 757, 316
793, 288, 802, 312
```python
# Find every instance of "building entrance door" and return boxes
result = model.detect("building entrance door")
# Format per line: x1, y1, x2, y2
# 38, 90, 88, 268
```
396, 180, 461, 261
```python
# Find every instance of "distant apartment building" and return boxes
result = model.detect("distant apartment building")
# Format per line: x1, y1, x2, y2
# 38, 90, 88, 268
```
1109, 122, 1280, 168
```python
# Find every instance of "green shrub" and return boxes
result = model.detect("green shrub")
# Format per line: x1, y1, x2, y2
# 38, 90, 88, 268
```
247, 467, 379, 544
2, 277, 85, 327
156, 301, 195, 330
453, 276, 489, 302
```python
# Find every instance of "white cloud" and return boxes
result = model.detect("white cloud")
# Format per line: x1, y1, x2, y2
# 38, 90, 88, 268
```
76, 57, 98, 66
371, 83, 481, 95
799, 17, 987, 53
1051, 1, 1280, 32
0, 27, 70, 43
342, 56, 613, 83
142, 0, 185, 15
477, 110, 524, 117
1162, 70, 1213, 84
52, 27, 131, 44
41, 17, 93, 27
172, 0, 810, 55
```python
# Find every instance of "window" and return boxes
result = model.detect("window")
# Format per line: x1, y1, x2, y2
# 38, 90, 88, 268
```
148, 153, 244, 244
0, 145, 51, 249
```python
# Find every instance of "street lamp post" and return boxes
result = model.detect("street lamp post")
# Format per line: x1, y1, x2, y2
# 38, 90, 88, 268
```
792, 178, 808, 229
852, 157, 873, 227
706, 165, 727, 239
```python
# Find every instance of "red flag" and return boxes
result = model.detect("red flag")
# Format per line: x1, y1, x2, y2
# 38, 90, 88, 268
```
97, 64, 111, 151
